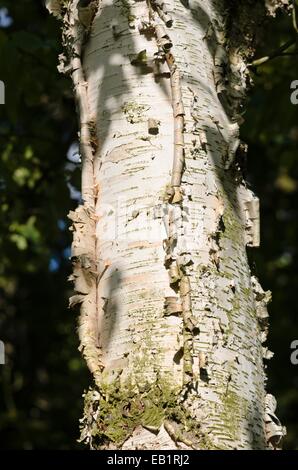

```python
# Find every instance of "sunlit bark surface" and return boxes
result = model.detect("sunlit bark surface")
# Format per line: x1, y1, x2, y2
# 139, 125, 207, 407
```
47, 0, 287, 450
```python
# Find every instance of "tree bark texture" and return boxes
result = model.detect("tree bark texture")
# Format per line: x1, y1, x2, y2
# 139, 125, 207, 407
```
46, 0, 289, 450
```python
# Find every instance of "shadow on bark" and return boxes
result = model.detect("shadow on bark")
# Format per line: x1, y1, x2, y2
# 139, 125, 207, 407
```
87, 1, 173, 163
86, 2, 136, 167
100, 267, 122, 352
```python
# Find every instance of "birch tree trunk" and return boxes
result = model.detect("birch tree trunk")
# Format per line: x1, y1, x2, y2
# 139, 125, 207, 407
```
46, 0, 288, 450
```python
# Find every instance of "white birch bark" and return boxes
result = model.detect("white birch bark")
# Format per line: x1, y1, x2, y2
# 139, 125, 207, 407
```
46, 0, 288, 450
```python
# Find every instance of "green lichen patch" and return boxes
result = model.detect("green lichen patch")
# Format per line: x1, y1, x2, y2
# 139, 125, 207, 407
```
122, 101, 149, 124
221, 388, 249, 443
79, 377, 210, 449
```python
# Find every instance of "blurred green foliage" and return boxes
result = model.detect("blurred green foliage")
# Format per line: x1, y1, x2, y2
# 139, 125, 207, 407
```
0, 0, 88, 449
0, 0, 297, 449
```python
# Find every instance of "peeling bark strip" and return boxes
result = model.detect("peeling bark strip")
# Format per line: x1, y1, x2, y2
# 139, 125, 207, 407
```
47, 0, 288, 450
68, 205, 104, 385
153, 28, 184, 194
149, 3, 195, 386
46, 0, 105, 385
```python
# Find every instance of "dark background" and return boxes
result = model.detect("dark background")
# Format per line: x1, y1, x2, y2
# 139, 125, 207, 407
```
0, 0, 297, 449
